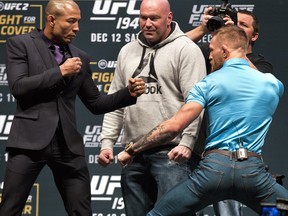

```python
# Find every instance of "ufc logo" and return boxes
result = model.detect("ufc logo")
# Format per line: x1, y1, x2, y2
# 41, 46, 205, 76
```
92, 0, 139, 15
91, 175, 121, 195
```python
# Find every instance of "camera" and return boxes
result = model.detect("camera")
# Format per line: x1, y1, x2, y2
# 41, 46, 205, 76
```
206, 0, 238, 32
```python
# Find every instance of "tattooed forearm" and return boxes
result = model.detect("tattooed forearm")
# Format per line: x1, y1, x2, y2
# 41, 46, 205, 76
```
132, 122, 179, 153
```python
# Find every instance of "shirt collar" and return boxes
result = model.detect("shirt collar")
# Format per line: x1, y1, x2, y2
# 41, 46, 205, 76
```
40, 30, 72, 56
223, 58, 249, 68
40, 30, 54, 48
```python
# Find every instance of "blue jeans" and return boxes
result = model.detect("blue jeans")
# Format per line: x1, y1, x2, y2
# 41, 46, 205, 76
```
121, 146, 201, 216
147, 152, 288, 216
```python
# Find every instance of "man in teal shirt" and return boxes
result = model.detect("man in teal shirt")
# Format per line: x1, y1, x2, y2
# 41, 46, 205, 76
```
117, 25, 288, 215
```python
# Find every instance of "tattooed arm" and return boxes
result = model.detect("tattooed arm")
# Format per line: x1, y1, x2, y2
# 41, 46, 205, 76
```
117, 101, 204, 166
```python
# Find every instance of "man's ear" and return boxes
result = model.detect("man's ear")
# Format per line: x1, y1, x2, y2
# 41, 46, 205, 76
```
222, 45, 229, 59
167, 11, 173, 26
48, 15, 55, 27
251, 32, 259, 43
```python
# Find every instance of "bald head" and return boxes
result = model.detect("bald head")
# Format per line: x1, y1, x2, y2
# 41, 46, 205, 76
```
44, 0, 81, 44
140, 0, 170, 14
139, 0, 172, 45
45, 0, 80, 19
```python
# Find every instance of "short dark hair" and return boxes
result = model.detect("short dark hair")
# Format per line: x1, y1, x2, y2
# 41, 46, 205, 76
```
238, 10, 259, 35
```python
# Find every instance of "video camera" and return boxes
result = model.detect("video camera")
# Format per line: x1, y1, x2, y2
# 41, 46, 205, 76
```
206, 0, 238, 32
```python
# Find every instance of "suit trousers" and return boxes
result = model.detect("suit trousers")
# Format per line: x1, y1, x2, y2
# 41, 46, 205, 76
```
0, 128, 92, 216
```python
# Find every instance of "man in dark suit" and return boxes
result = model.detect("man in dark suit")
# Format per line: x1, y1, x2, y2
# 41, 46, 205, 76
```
0, 0, 145, 215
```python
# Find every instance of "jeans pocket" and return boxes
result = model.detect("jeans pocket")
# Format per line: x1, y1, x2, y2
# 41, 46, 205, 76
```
191, 162, 224, 197
241, 165, 272, 197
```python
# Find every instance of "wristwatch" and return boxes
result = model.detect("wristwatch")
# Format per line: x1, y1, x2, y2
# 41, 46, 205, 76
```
124, 142, 136, 156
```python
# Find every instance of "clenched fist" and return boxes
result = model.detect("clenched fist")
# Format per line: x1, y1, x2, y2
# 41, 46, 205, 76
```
128, 78, 145, 97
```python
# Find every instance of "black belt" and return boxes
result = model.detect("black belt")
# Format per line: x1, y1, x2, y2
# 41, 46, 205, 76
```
202, 149, 262, 160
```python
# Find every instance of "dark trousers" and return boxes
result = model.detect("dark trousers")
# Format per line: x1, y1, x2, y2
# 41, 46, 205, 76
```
0, 130, 92, 216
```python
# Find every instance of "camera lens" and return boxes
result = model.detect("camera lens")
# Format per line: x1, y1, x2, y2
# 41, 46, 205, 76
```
207, 16, 225, 32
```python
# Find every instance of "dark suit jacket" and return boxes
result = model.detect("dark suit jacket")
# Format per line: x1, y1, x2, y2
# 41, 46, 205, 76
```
5, 28, 136, 156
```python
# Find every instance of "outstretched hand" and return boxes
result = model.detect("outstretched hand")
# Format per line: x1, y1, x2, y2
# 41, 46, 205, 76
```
128, 78, 145, 97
